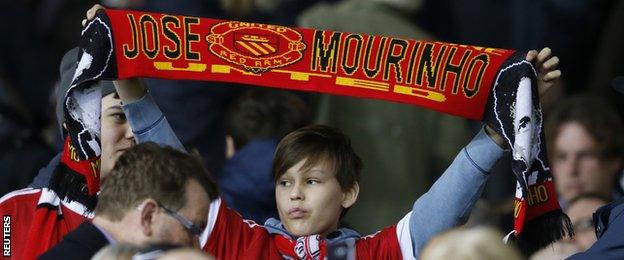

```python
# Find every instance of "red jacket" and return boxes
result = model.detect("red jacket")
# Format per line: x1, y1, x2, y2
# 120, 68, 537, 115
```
0, 188, 91, 260
201, 199, 414, 259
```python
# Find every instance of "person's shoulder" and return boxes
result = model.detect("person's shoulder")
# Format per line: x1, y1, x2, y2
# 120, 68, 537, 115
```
39, 222, 108, 260
0, 187, 41, 206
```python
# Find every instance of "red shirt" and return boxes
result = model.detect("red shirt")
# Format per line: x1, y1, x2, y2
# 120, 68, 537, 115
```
201, 199, 414, 259
0, 188, 91, 260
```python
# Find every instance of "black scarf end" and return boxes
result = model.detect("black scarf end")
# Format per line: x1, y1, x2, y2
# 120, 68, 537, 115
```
514, 210, 575, 256
48, 164, 97, 211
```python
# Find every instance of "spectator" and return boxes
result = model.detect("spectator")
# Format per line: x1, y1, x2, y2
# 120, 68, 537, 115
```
530, 193, 609, 259
567, 77, 624, 260
197, 49, 560, 259
91, 243, 141, 260
545, 96, 624, 208
132, 244, 214, 260
421, 226, 523, 260
218, 88, 310, 223
567, 194, 610, 251
0, 9, 183, 256
40, 142, 218, 259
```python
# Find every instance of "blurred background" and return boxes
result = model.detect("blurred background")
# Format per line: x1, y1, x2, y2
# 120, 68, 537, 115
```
1, 0, 623, 243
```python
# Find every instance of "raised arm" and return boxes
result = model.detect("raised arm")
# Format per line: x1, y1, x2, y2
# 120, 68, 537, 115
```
407, 127, 505, 257
407, 48, 560, 258
113, 79, 186, 152
83, 4, 186, 152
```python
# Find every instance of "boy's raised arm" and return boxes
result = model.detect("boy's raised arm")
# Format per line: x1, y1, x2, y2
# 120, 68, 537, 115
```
406, 48, 560, 258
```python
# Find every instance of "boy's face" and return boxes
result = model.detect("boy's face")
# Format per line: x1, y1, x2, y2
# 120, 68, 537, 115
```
275, 159, 358, 237
101, 92, 135, 178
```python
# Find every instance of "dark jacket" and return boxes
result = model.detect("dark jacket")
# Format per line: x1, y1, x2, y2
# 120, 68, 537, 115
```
28, 152, 61, 189
567, 197, 624, 260
38, 221, 109, 260
216, 139, 278, 224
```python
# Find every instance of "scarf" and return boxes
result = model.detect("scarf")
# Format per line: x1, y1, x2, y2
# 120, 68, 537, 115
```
264, 218, 360, 259
64, 7, 572, 254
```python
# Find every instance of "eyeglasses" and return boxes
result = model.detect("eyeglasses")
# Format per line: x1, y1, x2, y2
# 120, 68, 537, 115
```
572, 218, 594, 233
156, 201, 203, 236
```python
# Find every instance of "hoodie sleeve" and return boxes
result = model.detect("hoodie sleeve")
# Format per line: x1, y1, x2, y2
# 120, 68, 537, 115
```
122, 92, 185, 152
407, 127, 505, 258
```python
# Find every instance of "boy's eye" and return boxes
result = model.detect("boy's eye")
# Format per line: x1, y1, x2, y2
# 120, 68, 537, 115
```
306, 179, 319, 185
279, 180, 291, 187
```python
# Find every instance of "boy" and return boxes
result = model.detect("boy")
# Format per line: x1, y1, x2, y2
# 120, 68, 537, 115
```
200, 49, 560, 259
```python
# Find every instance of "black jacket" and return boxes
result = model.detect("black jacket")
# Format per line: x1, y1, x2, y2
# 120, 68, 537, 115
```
38, 221, 110, 259
567, 197, 624, 260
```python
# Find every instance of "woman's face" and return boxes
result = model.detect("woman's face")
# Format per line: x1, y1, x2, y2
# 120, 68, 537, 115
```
101, 92, 135, 178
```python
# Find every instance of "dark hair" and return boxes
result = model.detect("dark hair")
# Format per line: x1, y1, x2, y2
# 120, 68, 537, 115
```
225, 88, 310, 149
545, 96, 624, 159
273, 125, 362, 192
95, 142, 218, 221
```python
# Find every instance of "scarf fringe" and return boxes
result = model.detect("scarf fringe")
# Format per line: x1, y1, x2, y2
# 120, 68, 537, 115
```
515, 209, 574, 256
49, 164, 97, 211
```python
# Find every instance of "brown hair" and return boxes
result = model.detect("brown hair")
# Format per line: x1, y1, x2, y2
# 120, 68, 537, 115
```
225, 88, 310, 149
95, 142, 218, 221
545, 95, 624, 160
273, 125, 362, 191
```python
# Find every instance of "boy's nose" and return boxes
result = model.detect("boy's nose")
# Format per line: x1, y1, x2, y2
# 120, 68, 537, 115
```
290, 184, 304, 200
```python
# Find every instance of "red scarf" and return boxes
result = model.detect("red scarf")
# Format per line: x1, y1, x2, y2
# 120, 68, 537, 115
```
274, 234, 326, 260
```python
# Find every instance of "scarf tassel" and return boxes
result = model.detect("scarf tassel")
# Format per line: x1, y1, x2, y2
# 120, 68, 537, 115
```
515, 209, 574, 255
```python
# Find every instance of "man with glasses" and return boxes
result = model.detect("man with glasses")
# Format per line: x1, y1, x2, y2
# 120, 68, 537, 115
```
39, 142, 218, 259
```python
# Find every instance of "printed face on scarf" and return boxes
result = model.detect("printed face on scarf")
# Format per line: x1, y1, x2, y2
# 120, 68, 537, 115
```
275, 159, 358, 237
101, 92, 135, 178
552, 122, 621, 203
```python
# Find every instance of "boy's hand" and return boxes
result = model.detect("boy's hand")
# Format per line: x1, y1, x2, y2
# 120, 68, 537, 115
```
113, 78, 148, 102
525, 47, 560, 103
485, 47, 561, 148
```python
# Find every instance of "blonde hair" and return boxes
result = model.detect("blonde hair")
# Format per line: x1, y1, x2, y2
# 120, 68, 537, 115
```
91, 243, 140, 260
421, 226, 523, 260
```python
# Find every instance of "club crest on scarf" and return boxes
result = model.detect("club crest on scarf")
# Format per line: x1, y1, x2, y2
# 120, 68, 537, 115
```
207, 21, 306, 73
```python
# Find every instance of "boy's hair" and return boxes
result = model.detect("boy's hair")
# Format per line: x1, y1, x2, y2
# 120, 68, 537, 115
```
545, 95, 624, 159
95, 142, 218, 221
225, 88, 310, 149
273, 125, 362, 192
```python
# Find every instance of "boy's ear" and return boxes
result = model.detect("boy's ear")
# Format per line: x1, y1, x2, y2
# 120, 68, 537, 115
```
341, 182, 359, 208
